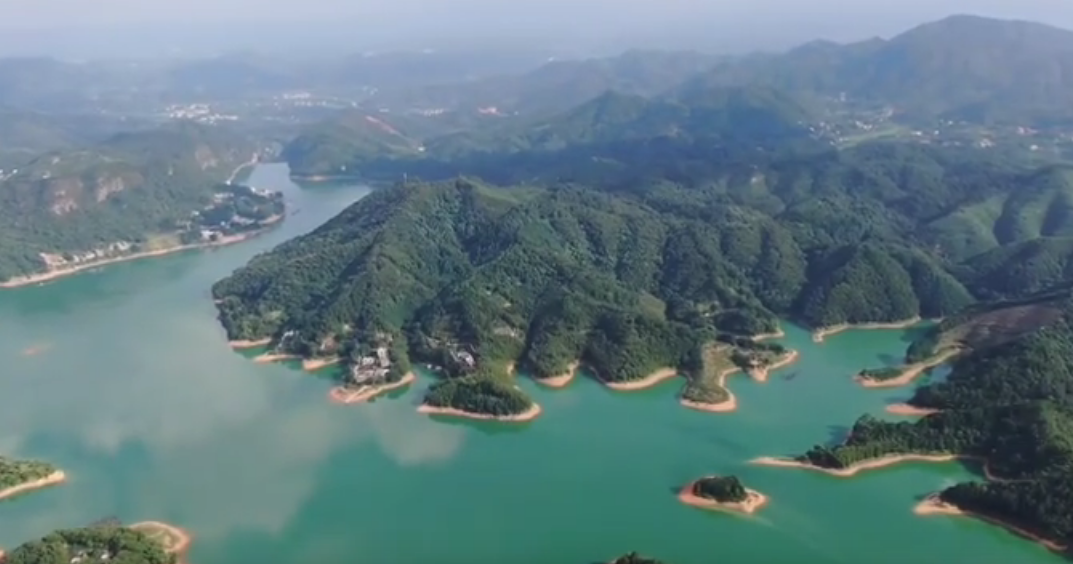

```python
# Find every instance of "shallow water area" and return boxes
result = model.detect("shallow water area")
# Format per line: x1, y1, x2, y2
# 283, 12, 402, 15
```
0, 165, 1065, 564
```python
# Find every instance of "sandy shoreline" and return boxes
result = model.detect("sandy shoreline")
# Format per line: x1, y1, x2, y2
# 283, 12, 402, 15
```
229, 338, 272, 349
678, 481, 769, 515
328, 372, 416, 404
856, 348, 961, 389
535, 361, 580, 388
748, 350, 799, 383
253, 352, 301, 364
811, 316, 922, 343
291, 173, 362, 183
129, 521, 193, 555
751, 453, 958, 477
0, 220, 281, 289
886, 403, 941, 416
679, 366, 742, 413
302, 356, 342, 372
604, 367, 679, 391
417, 401, 542, 422
751, 327, 785, 342
914, 495, 1067, 552
0, 470, 66, 501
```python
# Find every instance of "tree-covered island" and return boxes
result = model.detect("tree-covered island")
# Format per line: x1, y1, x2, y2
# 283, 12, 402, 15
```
0, 457, 64, 501
755, 293, 1073, 548
608, 553, 670, 564
678, 475, 768, 514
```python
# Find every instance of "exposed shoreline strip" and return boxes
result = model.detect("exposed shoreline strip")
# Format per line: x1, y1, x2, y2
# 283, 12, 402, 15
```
603, 367, 679, 391
229, 338, 272, 349
811, 316, 923, 344
885, 403, 941, 416
535, 361, 580, 389
328, 372, 416, 404
856, 348, 961, 389
129, 521, 193, 555
748, 349, 799, 383
677, 481, 769, 515
914, 495, 1067, 552
417, 402, 542, 422
680, 366, 741, 413
0, 470, 66, 501
751, 453, 959, 477
0, 219, 282, 289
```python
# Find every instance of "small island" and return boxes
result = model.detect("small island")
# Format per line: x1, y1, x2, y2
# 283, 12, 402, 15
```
677, 475, 768, 515
1, 520, 190, 564
419, 376, 541, 422
0, 457, 65, 501
855, 347, 961, 388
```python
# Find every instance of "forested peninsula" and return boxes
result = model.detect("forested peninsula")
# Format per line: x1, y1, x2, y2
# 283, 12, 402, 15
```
0, 457, 64, 501
0, 123, 282, 286
759, 292, 1073, 549
1, 520, 189, 564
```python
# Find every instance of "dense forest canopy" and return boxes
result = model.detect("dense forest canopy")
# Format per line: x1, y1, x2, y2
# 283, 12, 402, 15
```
0, 121, 258, 281
797, 294, 1073, 546
3, 527, 174, 564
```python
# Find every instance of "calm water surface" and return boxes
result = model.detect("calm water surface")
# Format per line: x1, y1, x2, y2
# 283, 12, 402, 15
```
0, 164, 1065, 564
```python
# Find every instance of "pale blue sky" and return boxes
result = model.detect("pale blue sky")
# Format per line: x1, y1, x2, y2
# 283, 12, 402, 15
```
0, 0, 1070, 57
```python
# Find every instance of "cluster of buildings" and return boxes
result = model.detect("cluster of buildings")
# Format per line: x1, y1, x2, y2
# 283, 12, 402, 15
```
350, 346, 393, 385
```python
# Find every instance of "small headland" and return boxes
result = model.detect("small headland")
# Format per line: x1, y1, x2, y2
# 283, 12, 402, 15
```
914, 495, 1067, 553
751, 453, 961, 477
811, 317, 923, 344
130, 521, 194, 557
329, 372, 416, 404
855, 348, 961, 389
0, 469, 66, 502
677, 476, 768, 515
534, 360, 581, 389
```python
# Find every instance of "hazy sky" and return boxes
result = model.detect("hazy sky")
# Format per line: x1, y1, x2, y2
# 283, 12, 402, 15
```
0, 0, 1071, 57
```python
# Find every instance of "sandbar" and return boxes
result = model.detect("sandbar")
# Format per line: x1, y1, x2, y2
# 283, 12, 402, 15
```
328, 372, 416, 404
886, 403, 941, 416
677, 480, 769, 515
229, 338, 272, 349
0, 470, 66, 501
536, 361, 580, 388
0, 220, 282, 289
302, 356, 342, 372
811, 316, 922, 344
603, 367, 679, 391
748, 350, 799, 383
856, 348, 961, 389
679, 366, 741, 413
914, 495, 1067, 552
417, 401, 542, 422
129, 521, 193, 555
751, 453, 958, 477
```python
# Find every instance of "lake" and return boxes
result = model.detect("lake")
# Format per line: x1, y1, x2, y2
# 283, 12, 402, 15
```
0, 164, 1064, 564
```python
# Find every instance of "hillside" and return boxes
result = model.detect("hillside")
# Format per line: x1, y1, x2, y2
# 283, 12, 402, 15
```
794, 292, 1073, 547
698, 15, 1073, 124
211, 167, 1002, 410
283, 84, 820, 180
0, 122, 272, 283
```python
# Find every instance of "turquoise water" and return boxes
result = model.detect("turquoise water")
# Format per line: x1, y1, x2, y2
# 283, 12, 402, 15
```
0, 164, 1064, 564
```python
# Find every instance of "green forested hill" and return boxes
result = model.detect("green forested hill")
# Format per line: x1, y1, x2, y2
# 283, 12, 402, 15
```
798, 293, 1073, 546
695, 15, 1073, 123
284, 84, 820, 180
0, 122, 259, 281
212, 162, 1005, 390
